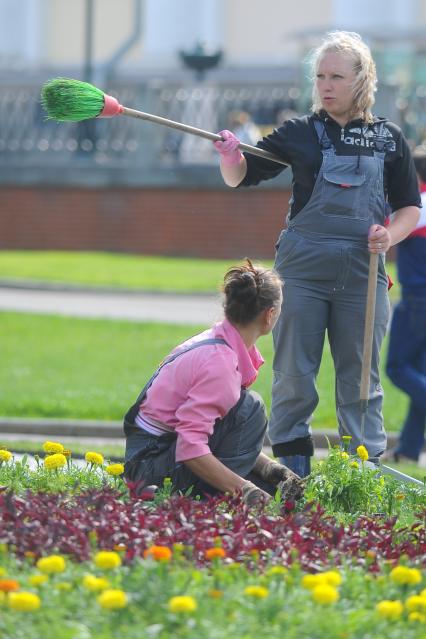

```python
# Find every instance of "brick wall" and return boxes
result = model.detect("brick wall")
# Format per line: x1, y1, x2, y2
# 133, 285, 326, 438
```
0, 186, 290, 260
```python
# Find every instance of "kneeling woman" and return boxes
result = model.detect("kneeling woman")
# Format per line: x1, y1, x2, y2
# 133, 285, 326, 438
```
124, 260, 304, 506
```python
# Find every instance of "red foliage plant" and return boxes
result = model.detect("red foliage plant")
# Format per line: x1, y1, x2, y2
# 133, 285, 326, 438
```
0, 489, 424, 572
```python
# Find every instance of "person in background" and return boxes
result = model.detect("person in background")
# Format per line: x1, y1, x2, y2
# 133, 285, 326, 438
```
228, 110, 261, 146
124, 260, 305, 506
384, 151, 426, 463
213, 31, 421, 477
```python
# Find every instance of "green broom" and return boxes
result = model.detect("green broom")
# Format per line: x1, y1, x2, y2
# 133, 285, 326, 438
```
41, 77, 287, 166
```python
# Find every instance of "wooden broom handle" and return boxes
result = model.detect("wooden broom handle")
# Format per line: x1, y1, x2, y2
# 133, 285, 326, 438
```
360, 252, 379, 402
121, 106, 288, 166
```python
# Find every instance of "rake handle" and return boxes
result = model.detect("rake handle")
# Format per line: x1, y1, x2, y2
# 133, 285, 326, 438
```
121, 106, 288, 166
360, 252, 379, 403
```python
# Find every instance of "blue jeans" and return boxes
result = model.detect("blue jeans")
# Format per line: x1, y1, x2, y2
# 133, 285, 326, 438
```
124, 389, 272, 496
386, 293, 426, 461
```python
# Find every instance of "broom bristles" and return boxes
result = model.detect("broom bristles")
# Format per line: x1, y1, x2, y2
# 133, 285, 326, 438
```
41, 78, 106, 122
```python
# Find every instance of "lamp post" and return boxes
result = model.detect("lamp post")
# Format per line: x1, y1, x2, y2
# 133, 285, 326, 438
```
179, 41, 222, 82
79, 0, 96, 153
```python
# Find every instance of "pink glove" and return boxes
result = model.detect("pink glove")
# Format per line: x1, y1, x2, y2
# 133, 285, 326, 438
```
213, 130, 243, 166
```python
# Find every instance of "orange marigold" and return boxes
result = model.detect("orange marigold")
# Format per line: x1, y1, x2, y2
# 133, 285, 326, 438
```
143, 545, 172, 562
0, 579, 20, 592
205, 547, 226, 560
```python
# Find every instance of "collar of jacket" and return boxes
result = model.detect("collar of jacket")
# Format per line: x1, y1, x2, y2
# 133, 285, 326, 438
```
315, 110, 385, 129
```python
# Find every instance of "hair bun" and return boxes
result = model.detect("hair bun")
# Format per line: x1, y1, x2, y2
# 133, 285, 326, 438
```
222, 260, 282, 326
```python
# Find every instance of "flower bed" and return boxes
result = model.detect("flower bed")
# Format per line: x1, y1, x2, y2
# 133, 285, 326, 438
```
1, 545, 426, 638
0, 441, 425, 638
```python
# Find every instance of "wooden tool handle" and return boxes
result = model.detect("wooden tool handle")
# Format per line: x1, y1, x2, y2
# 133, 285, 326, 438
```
121, 106, 288, 166
360, 252, 379, 402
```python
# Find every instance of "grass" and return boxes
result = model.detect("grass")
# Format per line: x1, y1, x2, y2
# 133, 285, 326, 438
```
0, 311, 409, 431
0, 250, 238, 293
0, 250, 401, 301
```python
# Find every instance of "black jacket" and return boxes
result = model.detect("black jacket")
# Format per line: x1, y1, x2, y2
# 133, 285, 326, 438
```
240, 112, 421, 219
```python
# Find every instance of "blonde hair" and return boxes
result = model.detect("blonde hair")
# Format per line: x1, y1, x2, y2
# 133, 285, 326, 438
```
310, 31, 377, 124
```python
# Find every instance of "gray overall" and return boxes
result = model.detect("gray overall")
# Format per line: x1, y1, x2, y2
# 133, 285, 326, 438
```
269, 120, 390, 459
124, 339, 269, 496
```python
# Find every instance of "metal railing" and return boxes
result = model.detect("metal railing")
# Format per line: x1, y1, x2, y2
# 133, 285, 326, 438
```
0, 77, 423, 186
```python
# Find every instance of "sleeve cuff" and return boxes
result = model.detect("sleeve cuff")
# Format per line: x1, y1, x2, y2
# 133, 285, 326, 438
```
175, 441, 211, 463
272, 436, 314, 457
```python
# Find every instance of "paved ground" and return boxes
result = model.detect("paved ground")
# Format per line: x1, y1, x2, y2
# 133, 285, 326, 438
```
0, 284, 222, 324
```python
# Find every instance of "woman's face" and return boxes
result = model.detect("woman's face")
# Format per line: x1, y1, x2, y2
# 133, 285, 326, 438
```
316, 52, 357, 124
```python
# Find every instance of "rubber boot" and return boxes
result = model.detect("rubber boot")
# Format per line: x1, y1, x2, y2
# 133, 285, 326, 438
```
279, 455, 311, 478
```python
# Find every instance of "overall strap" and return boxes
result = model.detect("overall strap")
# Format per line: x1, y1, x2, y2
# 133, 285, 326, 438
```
124, 338, 230, 427
313, 119, 334, 151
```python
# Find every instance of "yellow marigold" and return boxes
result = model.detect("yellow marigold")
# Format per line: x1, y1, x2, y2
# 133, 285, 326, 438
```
376, 599, 403, 619
350, 461, 359, 469
0, 578, 20, 592
105, 463, 124, 476
421, 588, 426, 598
340, 452, 349, 460
42, 441, 64, 454
356, 445, 369, 461
85, 451, 104, 466
302, 574, 323, 590
244, 585, 269, 599
312, 584, 339, 605
395, 493, 405, 501
168, 595, 198, 613
143, 545, 172, 562
8, 592, 41, 612
24, 551, 36, 559
205, 547, 226, 560
406, 595, 426, 613
44, 453, 67, 470
390, 566, 422, 586
83, 575, 110, 592
62, 449, 72, 459
408, 612, 426, 623
28, 575, 48, 587
0, 449, 13, 462
208, 589, 223, 599
94, 551, 122, 570
321, 571, 343, 587
97, 589, 128, 610
36, 555, 66, 574
0, 567, 6, 577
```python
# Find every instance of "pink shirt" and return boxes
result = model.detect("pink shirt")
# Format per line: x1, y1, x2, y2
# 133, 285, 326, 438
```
139, 319, 264, 462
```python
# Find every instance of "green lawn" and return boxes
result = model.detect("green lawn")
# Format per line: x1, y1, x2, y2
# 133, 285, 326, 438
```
0, 251, 238, 293
0, 311, 408, 431
0, 250, 401, 301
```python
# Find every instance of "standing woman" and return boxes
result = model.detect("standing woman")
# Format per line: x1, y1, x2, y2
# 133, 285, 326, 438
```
213, 31, 421, 477
124, 260, 304, 505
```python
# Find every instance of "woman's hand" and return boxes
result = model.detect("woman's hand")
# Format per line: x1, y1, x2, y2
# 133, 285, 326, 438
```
368, 224, 391, 253
241, 481, 272, 506
213, 130, 243, 166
